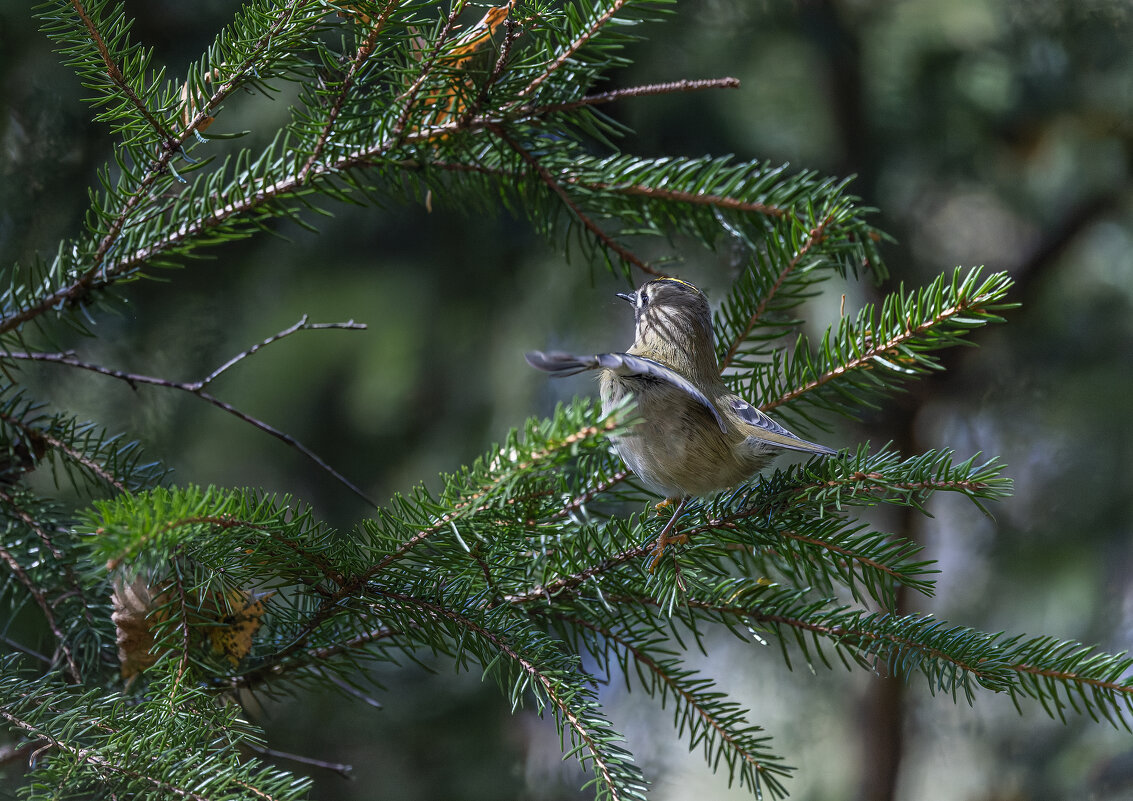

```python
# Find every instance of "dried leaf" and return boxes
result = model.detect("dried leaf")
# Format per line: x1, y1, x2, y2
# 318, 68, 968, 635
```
207, 588, 273, 666
179, 69, 222, 134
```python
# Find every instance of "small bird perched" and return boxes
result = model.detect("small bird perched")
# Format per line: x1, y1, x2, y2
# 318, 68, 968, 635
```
526, 277, 837, 566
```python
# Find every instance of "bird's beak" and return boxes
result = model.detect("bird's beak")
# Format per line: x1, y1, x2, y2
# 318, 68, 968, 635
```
615, 292, 634, 304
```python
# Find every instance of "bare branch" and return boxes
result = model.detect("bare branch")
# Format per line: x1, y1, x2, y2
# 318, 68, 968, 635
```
244, 741, 353, 779
1, 318, 375, 507
530, 76, 741, 114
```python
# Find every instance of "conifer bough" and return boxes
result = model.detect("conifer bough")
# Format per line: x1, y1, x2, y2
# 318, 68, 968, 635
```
2, 2, 1130, 800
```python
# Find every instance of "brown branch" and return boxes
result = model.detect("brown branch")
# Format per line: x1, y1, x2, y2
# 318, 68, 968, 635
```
227, 623, 406, 689
688, 597, 997, 677
68, 0, 175, 146
243, 741, 353, 779
546, 469, 631, 523
0, 739, 40, 767
300, 3, 401, 181
488, 122, 662, 277
38, 430, 128, 492
456, 19, 519, 127
0, 410, 128, 492
1008, 662, 1133, 697
718, 213, 834, 373
568, 178, 788, 219
532, 77, 741, 114
502, 542, 651, 606
168, 565, 193, 704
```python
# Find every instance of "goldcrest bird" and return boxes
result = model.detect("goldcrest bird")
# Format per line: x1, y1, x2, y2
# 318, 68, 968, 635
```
526, 277, 837, 565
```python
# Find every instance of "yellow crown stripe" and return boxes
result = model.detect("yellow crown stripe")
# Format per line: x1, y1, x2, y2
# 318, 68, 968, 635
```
657, 277, 703, 293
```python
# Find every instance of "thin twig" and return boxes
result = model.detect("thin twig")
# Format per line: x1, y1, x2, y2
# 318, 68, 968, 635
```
1, 318, 375, 507
227, 623, 407, 689
244, 741, 353, 779
572, 178, 787, 219
0, 634, 51, 665
194, 316, 366, 390
456, 19, 519, 126
528, 77, 741, 115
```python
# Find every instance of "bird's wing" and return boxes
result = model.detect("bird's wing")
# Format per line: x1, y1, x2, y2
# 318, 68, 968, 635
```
727, 397, 838, 456
524, 350, 727, 433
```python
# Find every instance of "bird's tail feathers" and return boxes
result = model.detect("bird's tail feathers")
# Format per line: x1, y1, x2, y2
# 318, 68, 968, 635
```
524, 350, 597, 377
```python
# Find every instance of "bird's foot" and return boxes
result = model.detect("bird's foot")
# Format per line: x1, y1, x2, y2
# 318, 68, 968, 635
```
648, 498, 688, 573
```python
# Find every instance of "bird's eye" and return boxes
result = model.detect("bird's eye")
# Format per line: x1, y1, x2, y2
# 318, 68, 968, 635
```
636, 291, 648, 309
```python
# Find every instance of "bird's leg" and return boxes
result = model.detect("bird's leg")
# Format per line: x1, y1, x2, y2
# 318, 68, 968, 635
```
648, 496, 689, 572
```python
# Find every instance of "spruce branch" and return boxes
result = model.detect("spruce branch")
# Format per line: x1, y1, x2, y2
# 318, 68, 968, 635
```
368, 407, 627, 577
298, 2, 398, 182
487, 122, 662, 277
0, 389, 161, 493
557, 613, 792, 798
0, 669, 311, 800
682, 594, 1133, 726
389, 0, 466, 140
718, 213, 835, 372
568, 177, 788, 221
517, 0, 629, 99
63, 0, 176, 147
755, 266, 1015, 425
227, 623, 405, 690
374, 590, 647, 801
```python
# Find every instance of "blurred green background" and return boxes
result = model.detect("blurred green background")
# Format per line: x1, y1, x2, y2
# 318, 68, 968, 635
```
2, 1, 1132, 799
